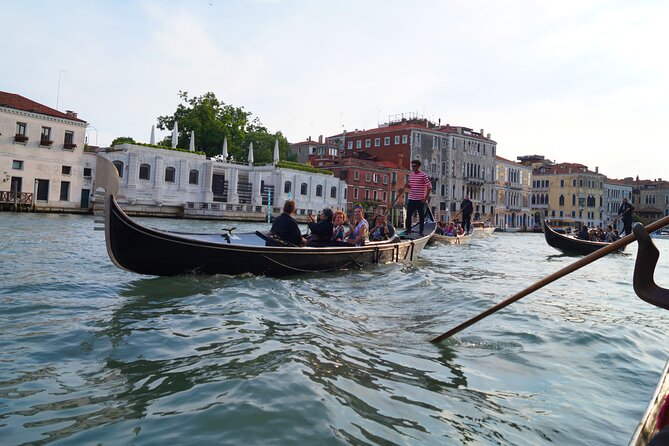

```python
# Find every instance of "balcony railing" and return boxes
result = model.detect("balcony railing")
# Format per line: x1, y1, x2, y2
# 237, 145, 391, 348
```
63, 143, 77, 150
40, 139, 53, 146
14, 134, 29, 143
0, 191, 33, 205
465, 176, 485, 185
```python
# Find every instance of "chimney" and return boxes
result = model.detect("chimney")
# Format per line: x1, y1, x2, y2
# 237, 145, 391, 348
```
486, 133, 491, 139
318, 135, 323, 144
480, 129, 484, 136
65, 110, 77, 119
595, 166, 599, 173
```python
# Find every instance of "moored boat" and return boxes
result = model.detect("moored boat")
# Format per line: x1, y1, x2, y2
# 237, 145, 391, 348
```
543, 219, 624, 256
471, 221, 495, 236
104, 194, 436, 277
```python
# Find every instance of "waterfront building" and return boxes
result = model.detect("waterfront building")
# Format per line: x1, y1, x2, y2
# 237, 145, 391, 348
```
0, 91, 89, 212
309, 154, 407, 225
528, 160, 606, 228
328, 114, 497, 222
616, 177, 669, 223
602, 179, 633, 227
494, 155, 532, 231
290, 136, 339, 164
96, 142, 347, 220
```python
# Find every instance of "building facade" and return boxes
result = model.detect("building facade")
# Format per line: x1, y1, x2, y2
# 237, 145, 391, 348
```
494, 155, 532, 230
0, 91, 89, 211
617, 177, 669, 223
97, 143, 347, 220
602, 179, 633, 228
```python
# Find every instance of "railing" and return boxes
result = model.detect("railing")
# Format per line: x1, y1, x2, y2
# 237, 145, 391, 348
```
464, 176, 485, 185
0, 191, 33, 205
14, 134, 29, 143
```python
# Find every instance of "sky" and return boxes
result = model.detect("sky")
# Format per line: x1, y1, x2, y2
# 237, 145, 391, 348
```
3, 0, 668, 180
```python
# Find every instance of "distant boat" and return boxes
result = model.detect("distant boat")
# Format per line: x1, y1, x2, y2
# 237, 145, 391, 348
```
543, 219, 624, 256
471, 221, 495, 237
431, 233, 472, 245
651, 228, 669, 240
103, 194, 436, 277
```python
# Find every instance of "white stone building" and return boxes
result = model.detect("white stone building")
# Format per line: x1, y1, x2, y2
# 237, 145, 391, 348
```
96, 142, 347, 220
602, 179, 633, 227
0, 91, 89, 211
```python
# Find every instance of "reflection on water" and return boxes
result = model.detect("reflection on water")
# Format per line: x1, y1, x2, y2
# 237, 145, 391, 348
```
1, 213, 669, 445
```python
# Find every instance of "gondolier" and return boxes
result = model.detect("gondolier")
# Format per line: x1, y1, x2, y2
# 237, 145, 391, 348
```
618, 197, 635, 236
404, 159, 432, 237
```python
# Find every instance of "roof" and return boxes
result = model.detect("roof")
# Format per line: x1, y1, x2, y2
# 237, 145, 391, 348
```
0, 91, 86, 123
331, 122, 496, 143
534, 162, 602, 176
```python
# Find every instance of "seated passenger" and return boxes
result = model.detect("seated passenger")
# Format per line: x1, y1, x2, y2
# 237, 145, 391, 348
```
605, 225, 618, 243
332, 211, 347, 242
445, 222, 456, 236
344, 206, 369, 246
306, 207, 334, 247
576, 225, 589, 240
435, 221, 446, 235
270, 200, 305, 246
369, 215, 395, 241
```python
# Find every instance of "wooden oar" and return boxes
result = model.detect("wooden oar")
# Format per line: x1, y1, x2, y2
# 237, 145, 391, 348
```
430, 214, 669, 344
384, 184, 408, 218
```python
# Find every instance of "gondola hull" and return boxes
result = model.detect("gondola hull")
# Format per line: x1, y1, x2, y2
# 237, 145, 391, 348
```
105, 195, 435, 277
543, 219, 623, 256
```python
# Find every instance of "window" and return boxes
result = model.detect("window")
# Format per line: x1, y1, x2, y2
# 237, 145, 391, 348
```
64, 131, 76, 149
572, 194, 576, 206
383, 175, 388, 185
189, 169, 199, 185
62, 165, 71, 175
12, 160, 23, 170
300, 183, 307, 195
579, 179, 583, 187
83, 168, 92, 178
365, 139, 371, 148
354, 171, 360, 180
354, 188, 359, 199
316, 185, 323, 197
394, 136, 400, 144
41, 127, 52, 145
165, 167, 175, 182
356, 140, 362, 149
373, 174, 378, 183
139, 164, 151, 180
559, 195, 564, 206
347, 141, 353, 150
16, 122, 27, 136
384, 137, 390, 146
365, 173, 371, 182
441, 184, 446, 196
560, 179, 564, 188
365, 189, 370, 199
402, 135, 408, 144
284, 181, 292, 193
414, 133, 421, 145
60, 181, 70, 201
36, 179, 49, 200
330, 186, 337, 198
113, 161, 124, 178
374, 137, 381, 147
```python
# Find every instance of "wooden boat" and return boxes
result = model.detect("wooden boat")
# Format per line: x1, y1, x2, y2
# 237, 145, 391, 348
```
103, 194, 436, 277
471, 221, 495, 236
431, 233, 472, 245
543, 219, 624, 256
629, 223, 669, 445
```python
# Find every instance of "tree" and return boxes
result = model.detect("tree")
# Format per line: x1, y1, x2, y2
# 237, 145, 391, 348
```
111, 136, 136, 147
242, 130, 295, 164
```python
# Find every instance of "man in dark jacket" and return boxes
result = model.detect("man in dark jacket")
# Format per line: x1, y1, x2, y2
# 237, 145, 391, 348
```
460, 196, 473, 234
618, 197, 635, 236
271, 200, 305, 246
306, 208, 334, 247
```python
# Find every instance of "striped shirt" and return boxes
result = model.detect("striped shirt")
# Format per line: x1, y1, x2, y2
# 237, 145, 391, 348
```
407, 170, 432, 200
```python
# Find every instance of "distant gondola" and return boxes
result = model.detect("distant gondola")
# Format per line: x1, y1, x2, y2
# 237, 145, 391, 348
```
104, 194, 436, 277
543, 219, 624, 256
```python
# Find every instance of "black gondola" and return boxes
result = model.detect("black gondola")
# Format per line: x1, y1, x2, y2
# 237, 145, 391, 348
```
104, 194, 436, 277
543, 219, 624, 256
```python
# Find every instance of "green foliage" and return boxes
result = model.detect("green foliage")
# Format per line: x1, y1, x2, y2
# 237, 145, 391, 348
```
132, 142, 206, 156
156, 91, 295, 162
276, 160, 332, 175
111, 136, 136, 146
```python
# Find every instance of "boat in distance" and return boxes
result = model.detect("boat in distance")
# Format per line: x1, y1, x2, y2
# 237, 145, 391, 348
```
104, 194, 436, 277
543, 219, 624, 256
471, 221, 495, 236
431, 233, 472, 245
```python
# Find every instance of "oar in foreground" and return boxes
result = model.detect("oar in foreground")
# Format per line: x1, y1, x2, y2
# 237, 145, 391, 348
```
430, 215, 669, 344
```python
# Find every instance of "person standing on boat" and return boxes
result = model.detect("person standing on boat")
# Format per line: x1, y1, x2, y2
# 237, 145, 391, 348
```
618, 197, 634, 236
306, 208, 334, 247
460, 196, 473, 234
271, 200, 305, 246
404, 160, 432, 236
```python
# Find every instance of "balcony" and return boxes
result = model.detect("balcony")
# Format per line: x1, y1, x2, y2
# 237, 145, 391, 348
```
14, 134, 29, 143
63, 143, 77, 150
40, 139, 53, 146
465, 176, 484, 185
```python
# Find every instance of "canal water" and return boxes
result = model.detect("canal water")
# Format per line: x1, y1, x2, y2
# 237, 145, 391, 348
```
1, 212, 668, 445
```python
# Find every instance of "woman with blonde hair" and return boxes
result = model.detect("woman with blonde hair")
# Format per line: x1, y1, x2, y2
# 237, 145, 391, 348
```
344, 206, 369, 246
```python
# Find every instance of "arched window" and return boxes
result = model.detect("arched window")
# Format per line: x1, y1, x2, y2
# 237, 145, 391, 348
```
139, 163, 151, 180
112, 160, 124, 178
330, 186, 337, 198
189, 169, 199, 185
165, 167, 176, 183
316, 185, 323, 197
559, 195, 565, 206
284, 181, 292, 193
572, 194, 576, 206
300, 183, 307, 195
